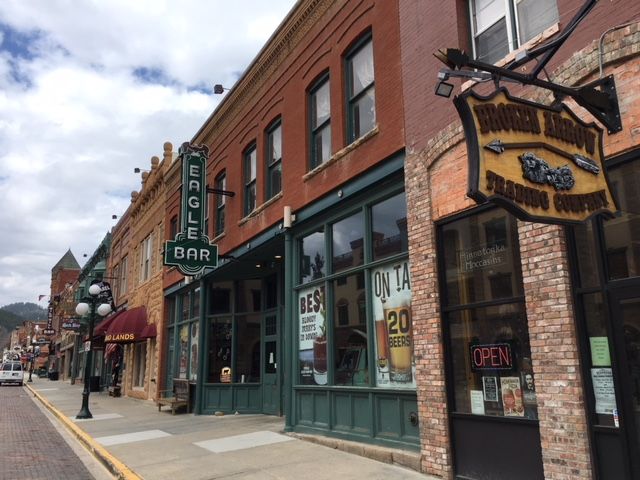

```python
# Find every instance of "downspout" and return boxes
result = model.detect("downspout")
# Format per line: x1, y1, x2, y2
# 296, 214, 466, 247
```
599, 20, 637, 78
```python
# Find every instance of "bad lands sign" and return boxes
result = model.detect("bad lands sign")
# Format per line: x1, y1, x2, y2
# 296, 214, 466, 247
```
454, 88, 618, 224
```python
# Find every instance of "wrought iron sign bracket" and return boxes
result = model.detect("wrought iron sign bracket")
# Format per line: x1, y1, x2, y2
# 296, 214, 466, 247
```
206, 186, 235, 197
435, 0, 622, 134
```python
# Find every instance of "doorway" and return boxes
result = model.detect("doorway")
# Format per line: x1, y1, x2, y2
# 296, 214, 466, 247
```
262, 313, 280, 415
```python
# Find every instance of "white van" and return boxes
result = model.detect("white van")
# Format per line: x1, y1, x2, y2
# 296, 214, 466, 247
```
0, 362, 24, 386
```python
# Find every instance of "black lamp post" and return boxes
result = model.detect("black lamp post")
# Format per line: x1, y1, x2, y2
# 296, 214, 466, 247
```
75, 283, 111, 419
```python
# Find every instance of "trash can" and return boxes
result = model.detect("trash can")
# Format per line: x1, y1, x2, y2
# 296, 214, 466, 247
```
48, 371, 59, 381
89, 376, 101, 392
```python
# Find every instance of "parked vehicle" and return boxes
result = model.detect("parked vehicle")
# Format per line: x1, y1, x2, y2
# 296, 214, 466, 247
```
0, 362, 24, 386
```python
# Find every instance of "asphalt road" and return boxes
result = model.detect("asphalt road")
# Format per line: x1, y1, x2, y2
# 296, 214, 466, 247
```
0, 383, 113, 480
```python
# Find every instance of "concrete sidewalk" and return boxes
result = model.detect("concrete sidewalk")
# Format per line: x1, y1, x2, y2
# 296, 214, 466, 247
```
25, 376, 434, 480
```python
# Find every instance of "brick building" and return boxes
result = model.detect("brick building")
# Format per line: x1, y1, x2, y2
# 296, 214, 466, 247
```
400, 1, 640, 479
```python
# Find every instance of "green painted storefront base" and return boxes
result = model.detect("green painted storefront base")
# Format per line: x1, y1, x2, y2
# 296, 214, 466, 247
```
201, 383, 263, 414
292, 387, 420, 451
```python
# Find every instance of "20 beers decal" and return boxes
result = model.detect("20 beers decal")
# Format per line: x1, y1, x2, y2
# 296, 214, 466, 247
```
454, 88, 618, 224
164, 142, 218, 275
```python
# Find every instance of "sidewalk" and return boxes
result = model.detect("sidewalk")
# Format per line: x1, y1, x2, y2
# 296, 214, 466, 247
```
25, 376, 434, 480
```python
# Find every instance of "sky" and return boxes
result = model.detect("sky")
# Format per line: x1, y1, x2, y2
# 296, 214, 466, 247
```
0, 0, 297, 308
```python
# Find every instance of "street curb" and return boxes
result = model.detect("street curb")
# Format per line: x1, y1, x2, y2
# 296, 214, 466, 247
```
26, 384, 143, 480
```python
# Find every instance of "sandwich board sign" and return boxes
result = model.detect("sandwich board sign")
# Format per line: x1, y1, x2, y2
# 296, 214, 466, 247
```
164, 142, 218, 275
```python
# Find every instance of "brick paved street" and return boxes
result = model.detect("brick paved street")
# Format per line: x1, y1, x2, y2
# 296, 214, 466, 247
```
0, 384, 109, 480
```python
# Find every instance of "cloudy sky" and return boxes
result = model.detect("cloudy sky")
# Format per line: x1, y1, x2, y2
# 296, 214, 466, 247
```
0, 0, 296, 308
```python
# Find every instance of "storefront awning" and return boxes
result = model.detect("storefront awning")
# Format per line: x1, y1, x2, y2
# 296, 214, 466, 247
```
104, 306, 155, 343
94, 309, 126, 338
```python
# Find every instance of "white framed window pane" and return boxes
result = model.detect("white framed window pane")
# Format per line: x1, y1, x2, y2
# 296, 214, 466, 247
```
350, 41, 374, 97
476, 17, 509, 64
516, 0, 558, 44
269, 124, 282, 164
314, 125, 331, 165
247, 149, 256, 181
269, 163, 282, 196
473, 0, 506, 33
312, 82, 330, 128
353, 87, 376, 138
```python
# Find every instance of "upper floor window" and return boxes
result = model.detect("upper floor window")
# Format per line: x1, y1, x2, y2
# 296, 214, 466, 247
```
244, 145, 257, 216
215, 171, 226, 236
470, 0, 558, 64
139, 234, 153, 283
346, 35, 375, 143
120, 255, 128, 295
309, 75, 331, 169
169, 215, 178, 239
266, 119, 282, 200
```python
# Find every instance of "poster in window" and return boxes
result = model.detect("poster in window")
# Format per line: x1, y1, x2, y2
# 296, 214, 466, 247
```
591, 368, 617, 415
298, 285, 326, 385
483, 376, 499, 402
501, 376, 524, 416
189, 322, 198, 381
470, 390, 485, 415
178, 324, 189, 379
371, 260, 415, 388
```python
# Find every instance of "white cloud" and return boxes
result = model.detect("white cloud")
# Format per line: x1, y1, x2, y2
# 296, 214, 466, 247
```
0, 0, 296, 307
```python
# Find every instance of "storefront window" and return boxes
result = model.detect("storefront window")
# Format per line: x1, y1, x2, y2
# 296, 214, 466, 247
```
334, 272, 368, 386
209, 282, 232, 314
295, 190, 411, 390
441, 209, 523, 305
235, 314, 261, 382
207, 317, 232, 383
298, 284, 326, 385
572, 221, 600, 288
300, 229, 325, 284
372, 192, 408, 261
603, 161, 640, 280
441, 208, 536, 418
189, 323, 198, 381
449, 303, 536, 419
192, 288, 200, 319
371, 260, 414, 388
178, 324, 189, 379
236, 279, 261, 312
332, 212, 364, 273
181, 292, 190, 320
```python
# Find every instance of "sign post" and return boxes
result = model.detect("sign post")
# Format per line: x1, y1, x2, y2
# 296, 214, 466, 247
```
164, 143, 218, 275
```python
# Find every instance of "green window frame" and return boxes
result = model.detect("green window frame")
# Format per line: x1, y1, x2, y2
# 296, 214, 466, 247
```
309, 73, 331, 170
345, 33, 375, 143
243, 145, 257, 216
266, 119, 282, 200
294, 188, 412, 389
214, 171, 226, 236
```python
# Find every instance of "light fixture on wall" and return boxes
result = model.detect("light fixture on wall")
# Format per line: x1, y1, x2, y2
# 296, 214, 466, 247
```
112, 214, 118, 220
213, 84, 229, 94
283, 206, 296, 229
134, 167, 150, 174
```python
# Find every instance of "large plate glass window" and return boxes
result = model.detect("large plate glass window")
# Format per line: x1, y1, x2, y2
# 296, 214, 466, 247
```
469, 0, 558, 64
296, 190, 411, 389
440, 208, 537, 418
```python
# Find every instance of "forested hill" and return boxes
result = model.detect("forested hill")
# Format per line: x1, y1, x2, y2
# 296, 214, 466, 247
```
0, 302, 48, 349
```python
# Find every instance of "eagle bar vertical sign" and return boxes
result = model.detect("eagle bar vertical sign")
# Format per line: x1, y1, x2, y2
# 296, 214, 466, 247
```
164, 142, 218, 275
454, 88, 618, 224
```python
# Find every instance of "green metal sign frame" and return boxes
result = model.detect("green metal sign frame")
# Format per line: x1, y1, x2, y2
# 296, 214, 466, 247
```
164, 142, 218, 276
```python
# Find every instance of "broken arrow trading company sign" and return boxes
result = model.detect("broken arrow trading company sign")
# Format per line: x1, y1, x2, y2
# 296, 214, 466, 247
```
164, 142, 218, 275
454, 88, 618, 224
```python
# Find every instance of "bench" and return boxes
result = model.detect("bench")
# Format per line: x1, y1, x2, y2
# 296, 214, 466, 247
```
157, 378, 190, 415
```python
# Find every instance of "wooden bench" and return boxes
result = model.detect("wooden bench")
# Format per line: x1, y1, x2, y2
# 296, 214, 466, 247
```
157, 378, 190, 414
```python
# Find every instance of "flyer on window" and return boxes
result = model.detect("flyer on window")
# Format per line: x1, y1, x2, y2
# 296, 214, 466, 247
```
298, 285, 326, 385
501, 376, 524, 416
371, 260, 415, 388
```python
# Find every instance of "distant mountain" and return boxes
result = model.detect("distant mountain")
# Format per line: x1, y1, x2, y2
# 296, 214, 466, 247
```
0, 303, 48, 349
0, 308, 25, 349
2, 302, 48, 321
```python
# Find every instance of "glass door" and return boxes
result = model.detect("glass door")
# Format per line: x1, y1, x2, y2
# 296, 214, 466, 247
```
262, 313, 280, 415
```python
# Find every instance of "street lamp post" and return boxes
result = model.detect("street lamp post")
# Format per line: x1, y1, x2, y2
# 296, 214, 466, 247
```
75, 283, 111, 419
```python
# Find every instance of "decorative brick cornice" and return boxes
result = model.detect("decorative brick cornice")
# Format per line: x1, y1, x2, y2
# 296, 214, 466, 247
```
194, 0, 333, 146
